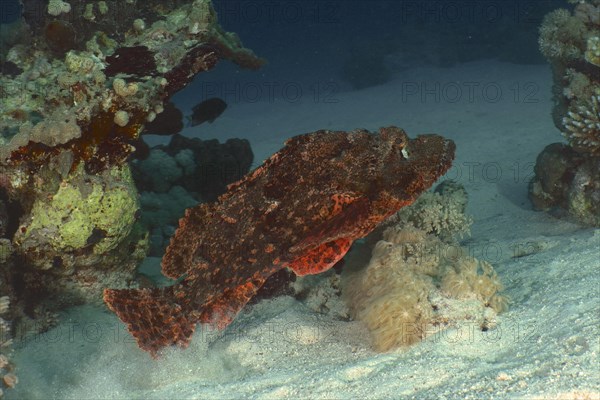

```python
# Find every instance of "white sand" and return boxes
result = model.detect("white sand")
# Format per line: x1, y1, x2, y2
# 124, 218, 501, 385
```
8, 61, 599, 399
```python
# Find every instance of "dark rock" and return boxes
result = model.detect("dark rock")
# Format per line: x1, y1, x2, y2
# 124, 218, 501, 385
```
529, 143, 600, 226
141, 101, 184, 136
0, 61, 23, 77
105, 46, 157, 77
44, 20, 77, 56
0, 199, 7, 238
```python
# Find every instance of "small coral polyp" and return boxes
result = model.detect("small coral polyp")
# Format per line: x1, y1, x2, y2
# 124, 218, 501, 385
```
585, 36, 600, 66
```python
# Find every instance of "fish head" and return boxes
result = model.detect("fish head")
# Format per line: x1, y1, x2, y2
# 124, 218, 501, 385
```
375, 126, 456, 205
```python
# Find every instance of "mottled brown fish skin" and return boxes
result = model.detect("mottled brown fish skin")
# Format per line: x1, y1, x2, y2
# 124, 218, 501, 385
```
104, 126, 455, 357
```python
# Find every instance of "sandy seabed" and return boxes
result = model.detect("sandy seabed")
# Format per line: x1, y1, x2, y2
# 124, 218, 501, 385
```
8, 61, 599, 400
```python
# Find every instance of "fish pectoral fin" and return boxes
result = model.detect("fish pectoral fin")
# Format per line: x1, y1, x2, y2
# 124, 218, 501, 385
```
289, 196, 369, 255
288, 237, 352, 276
103, 286, 197, 358
199, 278, 265, 329
287, 194, 368, 276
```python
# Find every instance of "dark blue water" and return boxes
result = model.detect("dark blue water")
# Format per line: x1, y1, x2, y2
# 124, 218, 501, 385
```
173, 0, 564, 111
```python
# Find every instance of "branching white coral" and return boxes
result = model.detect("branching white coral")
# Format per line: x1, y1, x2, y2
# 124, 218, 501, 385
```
390, 181, 472, 241
563, 95, 600, 154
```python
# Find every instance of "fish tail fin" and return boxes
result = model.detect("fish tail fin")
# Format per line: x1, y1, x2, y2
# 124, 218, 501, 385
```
103, 286, 197, 357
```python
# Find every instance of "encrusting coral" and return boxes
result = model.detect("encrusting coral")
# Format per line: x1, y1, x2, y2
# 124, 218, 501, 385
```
104, 126, 456, 357
343, 182, 507, 351
15, 164, 138, 258
1, 0, 265, 171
